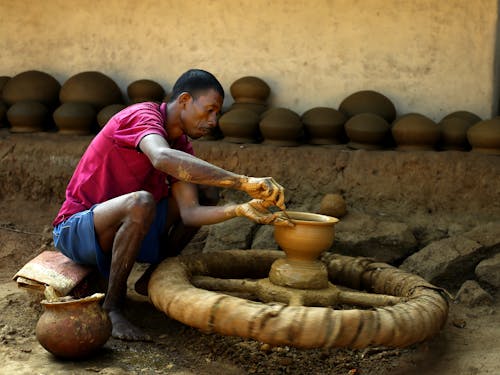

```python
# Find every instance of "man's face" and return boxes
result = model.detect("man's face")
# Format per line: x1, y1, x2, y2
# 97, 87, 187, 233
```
180, 89, 223, 139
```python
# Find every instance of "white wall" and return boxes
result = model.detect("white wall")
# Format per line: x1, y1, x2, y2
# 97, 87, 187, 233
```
0, 0, 497, 120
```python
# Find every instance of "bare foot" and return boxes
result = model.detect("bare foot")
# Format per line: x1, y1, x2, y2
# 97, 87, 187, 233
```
107, 310, 152, 341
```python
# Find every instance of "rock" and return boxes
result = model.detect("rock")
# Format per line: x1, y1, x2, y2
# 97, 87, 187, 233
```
475, 253, 500, 288
318, 193, 347, 218
455, 280, 493, 307
463, 221, 500, 249
203, 218, 256, 252
399, 236, 483, 288
251, 224, 278, 249
333, 211, 417, 263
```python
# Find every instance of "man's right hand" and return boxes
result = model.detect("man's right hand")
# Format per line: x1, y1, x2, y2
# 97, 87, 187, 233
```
240, 177, 286, 210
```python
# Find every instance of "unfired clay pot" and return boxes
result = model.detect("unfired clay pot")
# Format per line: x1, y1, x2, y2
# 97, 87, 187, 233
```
218, 108, 261, 143
36, 293, 111, 359
127, 79, 165, 103
344, 113, 390, 150
442, 110, 481, 125
60, 71, 123, 110
319, 193, 347, 218
97, 104, 127, 128
0, 76, 10, 97
339, 90, 396, 122
467, 118, 500, 155
53, 102, 96, 135
6, 100, 48, 133
301, 107, 346, 145
259, 107, 303, 146
438, 117, 472, 151
2, 70, 61, 107
229, 102, 268, 115
391, 113, 440, 150
230, 76, 271, 104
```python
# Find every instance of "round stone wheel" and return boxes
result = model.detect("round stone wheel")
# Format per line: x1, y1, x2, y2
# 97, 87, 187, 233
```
2, 70, 61, 107
6, 101, 49, 133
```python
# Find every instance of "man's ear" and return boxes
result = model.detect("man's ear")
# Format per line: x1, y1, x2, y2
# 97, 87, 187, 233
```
178, 92, 192, 107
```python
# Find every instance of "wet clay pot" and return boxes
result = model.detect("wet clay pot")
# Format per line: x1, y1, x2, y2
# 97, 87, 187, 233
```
6, 100, 48, 133
438, 117, 472, 150
97, 104, 127, 127
345, 113, 390, 150
2, 70, 60, 108
442, 110, 481, 126
391, 113, 440, 150
36, 293, 111, 359
339, 90, 396, 123
0, 76, 10, 97
218, 108, 261, 143
467, 117, 500, 155
319, 193, 347, 218
229, 101, 268, 115
127, 79, 165, 103
230, 76, 271, 104
60, 71, 123, 111
259, 107, 303, 146
301, 107, 346, 145
53, 102, 96, 135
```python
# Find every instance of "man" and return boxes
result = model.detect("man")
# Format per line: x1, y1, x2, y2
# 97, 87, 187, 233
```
52, 69, 286, 341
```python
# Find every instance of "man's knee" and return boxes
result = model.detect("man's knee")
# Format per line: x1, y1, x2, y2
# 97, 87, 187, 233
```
126, 191, 156, 223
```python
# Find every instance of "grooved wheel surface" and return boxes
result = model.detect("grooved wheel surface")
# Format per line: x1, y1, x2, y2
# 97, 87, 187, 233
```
149, 250, 449, 349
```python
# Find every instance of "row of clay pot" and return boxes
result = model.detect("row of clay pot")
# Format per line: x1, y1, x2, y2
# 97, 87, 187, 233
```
0, 70, 166, 134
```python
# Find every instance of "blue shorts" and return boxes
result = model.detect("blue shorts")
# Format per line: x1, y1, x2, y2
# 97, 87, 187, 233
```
53, 199, 169, 278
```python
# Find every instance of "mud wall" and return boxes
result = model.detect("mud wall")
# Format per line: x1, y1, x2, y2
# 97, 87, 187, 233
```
0, 0, 498, 120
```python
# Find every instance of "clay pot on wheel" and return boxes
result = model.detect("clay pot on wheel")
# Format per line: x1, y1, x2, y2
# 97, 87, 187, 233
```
391, 113, 440, 150
6, 100, 49, 133
467, 118, 500, 155
339, 90, 396, 123
53, 102, 96, 135
301, 107, 346, 145
344, 113, 390, 150
230, 76, 270, 104
36, 293, 111, 359
218, 108, 261, 143
127, 79, 165, 103
259, 108, 303, 146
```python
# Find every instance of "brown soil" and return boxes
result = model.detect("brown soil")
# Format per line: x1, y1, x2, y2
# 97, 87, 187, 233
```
0, 132, 499, 374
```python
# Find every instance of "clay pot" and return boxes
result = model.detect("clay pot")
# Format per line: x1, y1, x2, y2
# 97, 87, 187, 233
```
0, 76, 10, 97
438, 117, 472, 150
36, 293, 111, 359
127, 79, 165, 103
60, 71, 123, 111
319, 193, 347, 218
229, 101, 268, 115
0, 101, 7, 127
230, 76, 270, 104
301, 107, 346, 145
391, 113, 440, 150
6, 100, 48, 133
259, 108, 303, 146
218, 108, 261, 143
339, 90, 396, 122
467, 118, 500, 155
97, 104, 127, 127
53, 102, 96, 135
2, 70, 60, 108
345, 113, 390, 150
442, 110, 481, 126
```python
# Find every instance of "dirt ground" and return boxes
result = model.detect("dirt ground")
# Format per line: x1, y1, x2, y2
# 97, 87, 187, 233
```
0, 198, 499, 375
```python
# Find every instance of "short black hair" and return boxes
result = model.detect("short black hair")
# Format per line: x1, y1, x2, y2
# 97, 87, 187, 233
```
168, 69, 225, 103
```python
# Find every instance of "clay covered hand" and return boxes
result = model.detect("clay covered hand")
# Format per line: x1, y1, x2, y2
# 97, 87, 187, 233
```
235, 199, 285, 224
241, 177, 286, 210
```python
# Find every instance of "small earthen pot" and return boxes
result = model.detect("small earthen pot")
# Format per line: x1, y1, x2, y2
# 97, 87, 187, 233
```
230, 76, 271, 104
97, 104, 127, 128
301, 107, 346, 145
36, 293, 111, 359
319, 193, 347, 218
2, 70, 60, 108
344, 113, 390, 150
391, 113, 440, 150
339, 90, 396, 123
442, 110, 481, 126
0, 76, 11, 97
218, 108, 261, 143
127, 79, 165, 103
229, 101, 268, 115
259, 107, 303, 146
53, 102, 96, 135
438, 117, 472, 151
467, 118, 500, 155
6, 100, 48, 133
60, 71, 123, 111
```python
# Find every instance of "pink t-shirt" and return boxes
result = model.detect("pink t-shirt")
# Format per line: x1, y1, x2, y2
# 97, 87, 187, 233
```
53, 102, 193, 226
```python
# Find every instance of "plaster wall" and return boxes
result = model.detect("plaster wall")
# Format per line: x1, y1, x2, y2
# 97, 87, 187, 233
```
0, 0, 498, 121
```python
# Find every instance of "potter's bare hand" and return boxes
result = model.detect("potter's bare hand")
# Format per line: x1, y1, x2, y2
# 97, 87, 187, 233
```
241, 177, 286, 210
235, 199, 280, 224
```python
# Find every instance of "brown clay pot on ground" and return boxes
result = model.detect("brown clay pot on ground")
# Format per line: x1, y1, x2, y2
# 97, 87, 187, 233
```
318, 193, 347, 218
344, 113, 390, 150
60, 71, 123, 111
127, 79, 165, 103
2, 70, 61, 108
53, 102, 96, 135
6, 100, 49, 133
339, 90, 397, 123
36, 293, 111, 359
301, 107, 347, 145
259, 107, 304, 146
466, 117, 500, 155
391, 113, 440, 151
230, 76, 271, 104
218, 108, 261, 143
229, 101, 268, 115
97, 104, 127, 128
